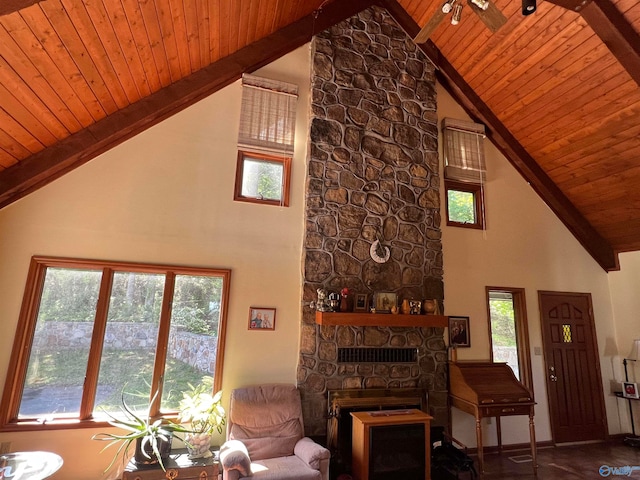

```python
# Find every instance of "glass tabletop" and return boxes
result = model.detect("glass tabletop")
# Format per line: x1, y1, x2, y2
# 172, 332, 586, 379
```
0, 451, 63, 480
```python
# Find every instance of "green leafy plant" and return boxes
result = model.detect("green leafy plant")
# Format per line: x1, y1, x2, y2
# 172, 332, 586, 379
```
93, 391, 189, 472
178, 377, 226, 435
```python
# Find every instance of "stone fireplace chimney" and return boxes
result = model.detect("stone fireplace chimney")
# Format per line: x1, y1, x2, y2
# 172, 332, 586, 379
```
298, 6, 447, 438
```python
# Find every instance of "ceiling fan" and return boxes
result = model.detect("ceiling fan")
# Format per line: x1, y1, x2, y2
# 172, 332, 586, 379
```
413, 0, 508, 44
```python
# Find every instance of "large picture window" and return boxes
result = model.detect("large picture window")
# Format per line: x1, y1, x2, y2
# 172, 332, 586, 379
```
0, 256, 230, 430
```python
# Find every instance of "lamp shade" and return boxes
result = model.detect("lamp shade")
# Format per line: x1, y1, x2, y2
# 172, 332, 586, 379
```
628, 339, 640, 361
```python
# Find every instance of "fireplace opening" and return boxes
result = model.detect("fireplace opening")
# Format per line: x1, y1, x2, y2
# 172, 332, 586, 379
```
327, 388, 428, 478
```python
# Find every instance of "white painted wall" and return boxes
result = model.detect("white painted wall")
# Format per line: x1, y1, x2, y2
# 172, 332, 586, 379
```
0, 42, 634, 480
608, 251, 640, 433
0, 45, 311, 480
437, 83, 621, 448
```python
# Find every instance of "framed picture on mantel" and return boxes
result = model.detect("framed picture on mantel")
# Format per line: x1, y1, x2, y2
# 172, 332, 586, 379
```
374, 292, 396, 313
354, 293, 369, 312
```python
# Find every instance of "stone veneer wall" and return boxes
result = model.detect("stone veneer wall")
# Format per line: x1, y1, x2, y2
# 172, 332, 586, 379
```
298, 6, 448, 437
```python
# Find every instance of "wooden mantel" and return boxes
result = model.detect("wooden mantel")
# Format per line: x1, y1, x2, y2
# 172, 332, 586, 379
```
315, 311, 448, 328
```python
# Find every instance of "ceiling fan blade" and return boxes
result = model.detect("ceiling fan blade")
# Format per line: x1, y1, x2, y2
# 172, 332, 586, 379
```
468, 0, 507, 32
414, 8, 447, 44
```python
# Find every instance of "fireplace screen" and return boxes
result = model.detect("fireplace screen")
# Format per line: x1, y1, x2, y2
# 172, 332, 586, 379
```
369, 423, 426, 480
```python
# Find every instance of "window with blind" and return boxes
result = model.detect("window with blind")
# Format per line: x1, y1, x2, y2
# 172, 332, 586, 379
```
442, 118, 487, 229
234, 74, 298, 206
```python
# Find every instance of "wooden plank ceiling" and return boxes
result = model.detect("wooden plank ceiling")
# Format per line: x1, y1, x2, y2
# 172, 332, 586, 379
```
0, 0, 639, 271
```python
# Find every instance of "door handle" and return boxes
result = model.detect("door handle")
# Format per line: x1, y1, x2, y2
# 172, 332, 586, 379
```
550, 374, 557, 382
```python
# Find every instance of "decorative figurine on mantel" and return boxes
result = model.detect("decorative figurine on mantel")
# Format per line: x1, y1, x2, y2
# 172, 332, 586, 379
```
315, 288, 329, 312
328, 292, 340, 311
340, 287, 353, 312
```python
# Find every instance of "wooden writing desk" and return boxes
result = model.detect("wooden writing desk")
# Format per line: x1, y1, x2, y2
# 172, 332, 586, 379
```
449, 361, 537, 478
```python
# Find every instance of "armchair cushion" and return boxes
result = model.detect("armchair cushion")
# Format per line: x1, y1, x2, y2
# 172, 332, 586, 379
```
250, 456, 322, 480
220, 440, 252, 477
228, 384, 305, 461
294, 437, 330, 470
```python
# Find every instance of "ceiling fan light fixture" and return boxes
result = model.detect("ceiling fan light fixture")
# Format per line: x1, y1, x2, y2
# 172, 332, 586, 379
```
451, 3, 463, 24
522, 0, 536, 15
470, 0, 490, 11
442, 0, 456, 14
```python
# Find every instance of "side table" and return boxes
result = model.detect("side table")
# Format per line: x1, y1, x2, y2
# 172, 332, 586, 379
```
122, 450, 219, 480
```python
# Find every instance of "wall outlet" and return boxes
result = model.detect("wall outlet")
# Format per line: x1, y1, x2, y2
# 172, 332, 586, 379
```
0, 442, 11, 454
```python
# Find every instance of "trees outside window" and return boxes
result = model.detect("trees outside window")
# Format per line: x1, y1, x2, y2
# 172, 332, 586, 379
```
445, 180, 484, 229
486, 287, 533, 392
0, 256, 230, 430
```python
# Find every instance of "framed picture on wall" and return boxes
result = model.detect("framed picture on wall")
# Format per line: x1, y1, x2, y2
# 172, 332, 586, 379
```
623, 382, 639, 399
248, 307, 276, 330
448, 316, 470, 347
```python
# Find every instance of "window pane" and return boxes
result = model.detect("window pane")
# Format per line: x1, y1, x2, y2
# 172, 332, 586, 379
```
241, 158, 283, 201
489, 292, 520, 380
94, 272, 165, 414
19, 268, 102, 418
447, 189, 476, 223
161, 275, 224, 411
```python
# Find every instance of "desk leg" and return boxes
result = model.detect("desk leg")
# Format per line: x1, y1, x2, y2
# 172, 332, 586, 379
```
529, 412, 538, 478
476, 417, 484, 477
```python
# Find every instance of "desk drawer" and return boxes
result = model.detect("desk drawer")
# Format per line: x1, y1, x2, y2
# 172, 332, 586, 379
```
479, 404, 531, 417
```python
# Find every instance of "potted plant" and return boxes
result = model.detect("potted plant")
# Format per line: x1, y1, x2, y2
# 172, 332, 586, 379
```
93, 391, 189, 472
178, 376, 226, 459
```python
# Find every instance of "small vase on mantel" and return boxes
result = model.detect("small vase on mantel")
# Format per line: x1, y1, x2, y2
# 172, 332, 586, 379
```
423, 299, 437, 315
400, 299, 410, 315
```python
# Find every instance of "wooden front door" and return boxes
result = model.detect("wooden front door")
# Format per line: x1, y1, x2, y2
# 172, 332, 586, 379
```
539, 291, 607, 443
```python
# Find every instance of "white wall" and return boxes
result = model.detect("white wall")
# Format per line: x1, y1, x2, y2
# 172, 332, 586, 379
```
0, 42, 634, 480
0, 46, 311, 480
437, 83, 621, 447
608, 251, 640, 433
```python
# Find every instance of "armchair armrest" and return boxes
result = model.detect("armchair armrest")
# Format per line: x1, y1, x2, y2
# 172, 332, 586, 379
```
220, 439, 252, 478
294, 437, 330, 470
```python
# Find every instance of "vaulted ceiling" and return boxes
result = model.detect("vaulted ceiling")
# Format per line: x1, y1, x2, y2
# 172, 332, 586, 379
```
0, 0, 638, 271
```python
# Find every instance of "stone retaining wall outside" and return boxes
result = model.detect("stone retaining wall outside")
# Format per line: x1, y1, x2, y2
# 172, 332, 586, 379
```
33, 321, 216, 374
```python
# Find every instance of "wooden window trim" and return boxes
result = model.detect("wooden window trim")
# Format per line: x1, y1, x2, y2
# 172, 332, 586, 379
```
0, 256, 231, 432
234, 150, 291, 207
486, 286, 534, 394
445, 179, 485, 230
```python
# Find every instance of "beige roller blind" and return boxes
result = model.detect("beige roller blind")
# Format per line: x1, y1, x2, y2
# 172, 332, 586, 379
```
238, 74, 298, 156
442, 117, 486, 183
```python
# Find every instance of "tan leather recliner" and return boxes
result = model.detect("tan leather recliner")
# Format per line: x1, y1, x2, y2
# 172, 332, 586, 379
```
220, 384, 330, 480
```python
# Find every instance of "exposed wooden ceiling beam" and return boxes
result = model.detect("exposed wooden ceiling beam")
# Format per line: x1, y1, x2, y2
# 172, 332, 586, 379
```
381, 0, 618, 271
0, 0, 43, 16
547, 0, 640, 86
0, 0, 377, 210
545, 0, 593, 11
579, 0, 640, 87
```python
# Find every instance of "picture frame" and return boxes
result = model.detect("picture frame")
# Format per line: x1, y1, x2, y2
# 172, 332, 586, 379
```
449, 316, 470, 347
374, 292, 397, 313
354, 293, 369, 312
248, 307, 276, 330
623, 382, 639, 399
